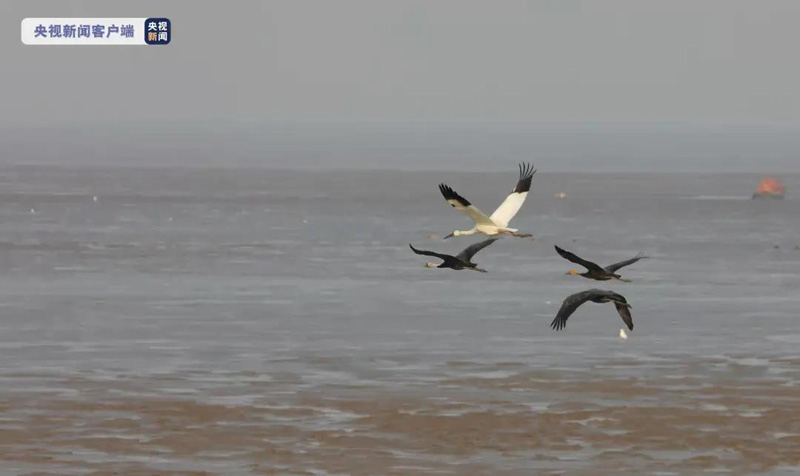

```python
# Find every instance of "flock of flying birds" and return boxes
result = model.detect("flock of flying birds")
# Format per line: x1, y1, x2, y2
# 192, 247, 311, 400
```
409, 163, 648, 335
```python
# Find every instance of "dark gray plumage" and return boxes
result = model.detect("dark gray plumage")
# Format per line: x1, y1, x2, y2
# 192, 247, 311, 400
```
603, 253, 648, 273
551, 289, 633, 331
409, 238, 498, 272
556, 245, 648, 282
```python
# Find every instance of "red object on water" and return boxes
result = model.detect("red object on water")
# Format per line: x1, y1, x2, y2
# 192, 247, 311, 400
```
753, 177, 786, 198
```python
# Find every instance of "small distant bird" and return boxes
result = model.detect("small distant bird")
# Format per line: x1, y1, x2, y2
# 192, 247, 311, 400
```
551, 289, 633, 331
439, 163, 536, 239
409, 238, 498, 272
555, 245, 647, 282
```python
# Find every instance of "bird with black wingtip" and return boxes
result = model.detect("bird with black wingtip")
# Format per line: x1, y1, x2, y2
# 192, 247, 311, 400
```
409, 238, 498, 273
439, 163, 536, 239
555, 245, 647, 282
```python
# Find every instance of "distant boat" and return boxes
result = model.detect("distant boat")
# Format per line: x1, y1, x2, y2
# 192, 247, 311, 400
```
752, 177, 785, 200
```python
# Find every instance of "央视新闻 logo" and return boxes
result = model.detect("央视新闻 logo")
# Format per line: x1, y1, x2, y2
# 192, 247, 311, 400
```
144, 18, 170, 45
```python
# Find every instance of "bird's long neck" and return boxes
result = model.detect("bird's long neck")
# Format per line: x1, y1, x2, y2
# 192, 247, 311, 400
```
458, 228, 478, 236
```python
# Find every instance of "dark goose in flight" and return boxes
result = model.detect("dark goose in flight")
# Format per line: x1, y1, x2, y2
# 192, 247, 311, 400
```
555, 245, 647, 282
409, 238, 498, 272
551, 289, 633, 331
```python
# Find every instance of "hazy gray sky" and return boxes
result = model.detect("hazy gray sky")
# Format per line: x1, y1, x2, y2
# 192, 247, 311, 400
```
6, 0, 800, 126
3, 1, 800, 171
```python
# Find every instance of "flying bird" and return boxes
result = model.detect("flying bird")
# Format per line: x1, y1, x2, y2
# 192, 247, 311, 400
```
555, 245, 647, 282
551, 289, 633, 331
439, 163, 536, 239
409, 238, 498, 272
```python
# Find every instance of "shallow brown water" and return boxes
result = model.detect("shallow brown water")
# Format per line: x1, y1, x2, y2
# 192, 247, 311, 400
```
3, 357, 800, 475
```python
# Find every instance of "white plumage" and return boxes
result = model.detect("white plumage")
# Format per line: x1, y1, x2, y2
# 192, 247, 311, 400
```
439, 163, 536, 239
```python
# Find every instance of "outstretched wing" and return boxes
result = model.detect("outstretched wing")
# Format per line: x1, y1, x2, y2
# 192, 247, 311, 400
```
409, 244, 451, 262
554, 245, 606, 273
550, 289, 596, 331
455, 238, 499, 262
489, 162, 536, 228
614, 302, 634, 331
439, 184, 494, 226
606, 291, 634, 331
604, 252, 649, 273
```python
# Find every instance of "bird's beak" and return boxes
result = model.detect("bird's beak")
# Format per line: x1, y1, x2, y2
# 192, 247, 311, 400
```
443, 232, 454, 240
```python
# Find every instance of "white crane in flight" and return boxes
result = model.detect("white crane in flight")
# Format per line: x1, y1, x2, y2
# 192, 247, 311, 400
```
439, 162, 536, 239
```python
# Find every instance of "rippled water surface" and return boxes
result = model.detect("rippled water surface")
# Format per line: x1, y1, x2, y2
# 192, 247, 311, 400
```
1, 166, 800, 475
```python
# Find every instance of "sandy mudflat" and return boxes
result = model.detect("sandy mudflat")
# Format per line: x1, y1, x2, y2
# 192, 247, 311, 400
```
2, 363, 800, 475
